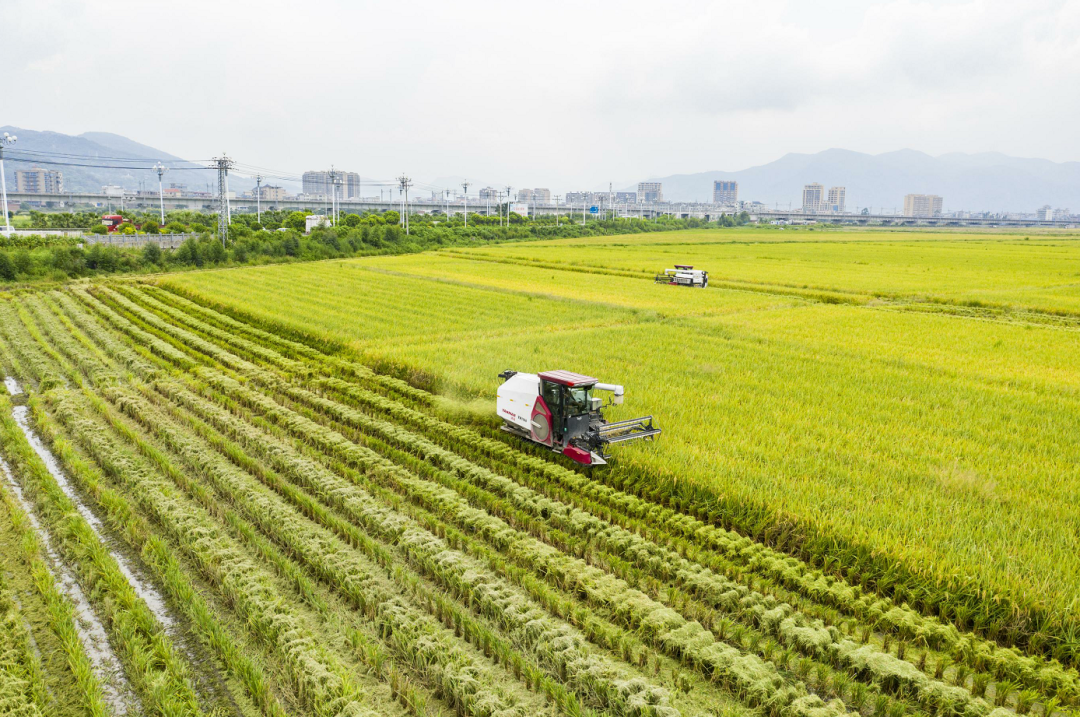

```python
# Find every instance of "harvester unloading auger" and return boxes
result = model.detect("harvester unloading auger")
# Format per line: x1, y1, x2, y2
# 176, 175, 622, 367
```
496, 369, 660, 466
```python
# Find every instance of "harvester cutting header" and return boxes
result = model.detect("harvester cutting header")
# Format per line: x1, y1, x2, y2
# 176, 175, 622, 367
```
655, 265, 708, 288
497, 369, 660, 466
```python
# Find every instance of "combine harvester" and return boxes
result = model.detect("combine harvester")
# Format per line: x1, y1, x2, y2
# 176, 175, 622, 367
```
655, 265, 708, 287
496, 369, 660, 466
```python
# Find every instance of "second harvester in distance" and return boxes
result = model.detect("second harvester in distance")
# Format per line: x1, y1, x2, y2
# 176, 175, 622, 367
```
655, 264, 708, 287
496, 369, 660, 466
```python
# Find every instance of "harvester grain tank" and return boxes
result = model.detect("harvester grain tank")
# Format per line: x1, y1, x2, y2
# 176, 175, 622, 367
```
655, 265, 708, 287
496, 369, 660, 466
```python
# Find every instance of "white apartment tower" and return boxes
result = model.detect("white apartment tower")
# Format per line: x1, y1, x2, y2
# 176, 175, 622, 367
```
802, 183, 824, 212
903, 194, 944, 217
827, 186, 846, 213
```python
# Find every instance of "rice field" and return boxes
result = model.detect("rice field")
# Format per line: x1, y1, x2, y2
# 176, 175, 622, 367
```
0, 226, 1077, 717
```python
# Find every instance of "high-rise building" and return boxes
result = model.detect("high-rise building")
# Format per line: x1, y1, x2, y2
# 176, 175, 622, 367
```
302, 170, 362, 198
802, 183, 824, 212
478, 187, 500, 202
259, 185, 289, 201
637, 182, 662, 203
532, 188, 551, 203
15, 167, 64, 194
827, 186, 846, 213
903, 194, 944, 217
713, 180, 738, 205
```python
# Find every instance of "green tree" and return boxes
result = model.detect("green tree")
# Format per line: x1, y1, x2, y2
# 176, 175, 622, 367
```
343, 213, 361, 228
142, 242, 163, 265
89, 224, 108, 235
206, 239, 227, 264
142, 220, 161, 234
12, 249, 32, 276
164, 221, 187, 234
383, 210, 400, 225
283, 211, 307, 232
118, 224, 137, 235
0, 252, 15, 281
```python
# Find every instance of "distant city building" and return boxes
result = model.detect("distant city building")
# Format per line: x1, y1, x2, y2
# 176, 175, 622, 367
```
515, 188, 551, 203
259, 185, 289, 201
565, 192, 588, 205
302, 170, 361, 198
614, 191, 636, 203
1036, 205, 1053, 221
15, 167, 64, 194
741, 200, 768, 213
168, 182, 187, 191
1053, 208, 1071, 220
713, 180, 738, 205
637, 182, 663, 203
478, 187, 500, 202
802, 183, 824, 212
827, 186, 846, 213
102, 185, 125, 197
903, 193, 943, 217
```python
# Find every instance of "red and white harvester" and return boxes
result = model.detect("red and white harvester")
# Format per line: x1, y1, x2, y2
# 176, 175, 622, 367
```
655, 265, 708, 287
496, 369, 660, 466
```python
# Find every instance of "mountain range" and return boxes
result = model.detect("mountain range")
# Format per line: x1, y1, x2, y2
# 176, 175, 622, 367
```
0, 127, 277, 196
3, 128, 1076, 213
632, 149, 1080, 212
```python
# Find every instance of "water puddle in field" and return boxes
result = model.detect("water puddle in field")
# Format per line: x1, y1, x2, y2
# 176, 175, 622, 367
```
11, 405, 176, 631
5, 377, 23, 396
0, 454, 134, 715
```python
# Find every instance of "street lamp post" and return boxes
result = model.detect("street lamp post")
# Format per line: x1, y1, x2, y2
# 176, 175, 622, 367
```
255, 175, 262, 225
462, 180, 469, 227
153, 162, 168, 227
0, 133, 17, 235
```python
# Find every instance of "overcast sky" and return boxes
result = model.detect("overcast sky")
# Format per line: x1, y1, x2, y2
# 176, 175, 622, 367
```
4, 0, 1078, 191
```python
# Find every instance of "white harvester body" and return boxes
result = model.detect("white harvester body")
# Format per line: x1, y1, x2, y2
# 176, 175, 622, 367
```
655, 264, 708, 287
496, 369, 659, 466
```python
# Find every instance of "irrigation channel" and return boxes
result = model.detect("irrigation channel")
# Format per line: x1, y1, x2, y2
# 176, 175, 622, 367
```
0, 281, 1076, 717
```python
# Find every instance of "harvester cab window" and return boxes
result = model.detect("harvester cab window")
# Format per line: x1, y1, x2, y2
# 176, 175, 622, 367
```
541, 380, 562, 417
566, 386, 591, 416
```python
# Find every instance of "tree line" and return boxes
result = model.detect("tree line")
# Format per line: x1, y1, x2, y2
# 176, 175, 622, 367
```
0, 208, 754, 286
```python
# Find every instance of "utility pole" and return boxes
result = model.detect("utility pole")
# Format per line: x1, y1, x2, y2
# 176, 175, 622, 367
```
396, 174, 412, 234
255, 175, 262, 225
609, 182, 613, 221
445, 189, 450, 219
153, 162, 168, 227
0, 132, 17, 235
554, 195, 560, 227
505, 185, 512, 226
582, 192, 586, 226
212, 155, 234, 248
461, 180, 469, 227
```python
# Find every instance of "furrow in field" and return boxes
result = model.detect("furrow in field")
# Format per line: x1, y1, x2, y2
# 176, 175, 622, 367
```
39, 388, 385, 717
26, 289, 455, 717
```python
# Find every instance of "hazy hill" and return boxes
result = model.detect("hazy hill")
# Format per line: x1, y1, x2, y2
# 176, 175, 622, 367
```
635, 148, 1080, 212
0, 127, 275, 194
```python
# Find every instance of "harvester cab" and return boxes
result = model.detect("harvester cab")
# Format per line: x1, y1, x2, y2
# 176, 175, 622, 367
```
496, 369, 660, 466
655, 264, 708, 287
